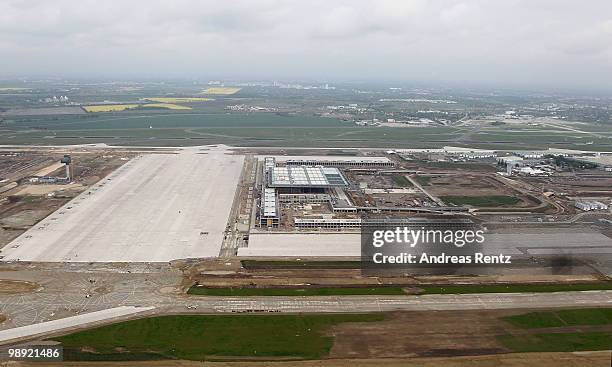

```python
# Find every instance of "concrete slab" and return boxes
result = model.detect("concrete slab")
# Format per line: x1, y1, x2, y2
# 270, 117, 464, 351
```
0, 306, 154, 344
238, 233, 361, 257
239, 231, 612, 257
1, 150, 244, 262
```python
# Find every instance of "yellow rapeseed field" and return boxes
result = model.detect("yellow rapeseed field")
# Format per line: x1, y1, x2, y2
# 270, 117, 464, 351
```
201, 87, 241, 95
142, 103, 192, 110
83, 103, 192, 112
82, 104, 139, 112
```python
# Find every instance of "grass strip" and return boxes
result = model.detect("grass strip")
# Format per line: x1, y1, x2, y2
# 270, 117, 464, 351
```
54, 314, 384, 361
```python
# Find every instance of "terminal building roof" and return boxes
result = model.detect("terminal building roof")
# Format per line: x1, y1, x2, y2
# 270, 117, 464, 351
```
268, 166, 348, 188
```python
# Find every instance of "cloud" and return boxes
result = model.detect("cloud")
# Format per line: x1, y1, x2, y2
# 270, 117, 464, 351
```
562, 20, 612, 56
0, 0, 611, 90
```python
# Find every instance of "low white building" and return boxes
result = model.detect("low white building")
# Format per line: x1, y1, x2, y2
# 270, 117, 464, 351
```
518, 167, 547, 176
497, 156, 524, 165
575, 201, 609, 211
513, 151, 546, 159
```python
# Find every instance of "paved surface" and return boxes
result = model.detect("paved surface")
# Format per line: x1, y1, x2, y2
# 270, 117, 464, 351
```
240, 229, 612, 260
184, 291, 612, 313
0, 264, 179, 331
239, 233, 361, 256
1, 149, 244, 262
0, 306, 154, 343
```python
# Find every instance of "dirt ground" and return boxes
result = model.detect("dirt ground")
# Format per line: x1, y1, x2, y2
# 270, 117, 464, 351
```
0, 280, 38, 294
0, 228, 22, 249
329, 310, 519, 359
424, 174, 538, 209
0, 199, 72, 249
0, 150, 134, 249
33, 162, 65, 177
185, 260, 602, 289
190, 272, 602, 288
5, 352, 611, 367
426, 174, 504, 196
13, 184, 85, 196
0, 208, 56, 228
345, 171, 536, 208
527, 174, 612, 201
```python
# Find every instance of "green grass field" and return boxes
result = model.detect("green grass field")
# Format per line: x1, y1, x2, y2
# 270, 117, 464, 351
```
498, 332, 612, 353
1, 95, 612, 149
498, 308, 612, 353
391, 175, 412, 187
418, 283, 612, 295
413, 175, 432, 186
187, 283, 612, 297
19, 195, 43, 203
0, 113, 464, 147
503, 308, 612, 329
53, 314, 385, 361
2, 110, 612, 149
188, 286, 406, 296
441, 195, 520, 207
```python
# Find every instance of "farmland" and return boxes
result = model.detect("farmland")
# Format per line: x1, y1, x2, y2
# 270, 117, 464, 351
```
82, 104, 139, 112
83, 103, 192, 112
144, 97, 214, 103
1, 80, 611, 149
0, 87, 32, 92
202, 87, 241, 95
141, 103, 192, 110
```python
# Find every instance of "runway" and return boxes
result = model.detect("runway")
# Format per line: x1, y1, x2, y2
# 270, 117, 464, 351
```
4, 290, 612, 344
0, 264, 611, 344
169, 290, 612, 313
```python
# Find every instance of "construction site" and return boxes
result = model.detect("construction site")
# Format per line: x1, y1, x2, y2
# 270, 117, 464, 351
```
1, 144, 612, 264
0, 149, 135, 255
0, 144, 612, 364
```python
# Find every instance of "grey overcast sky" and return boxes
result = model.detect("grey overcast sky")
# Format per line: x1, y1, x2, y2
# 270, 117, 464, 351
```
1, 0, 611, 89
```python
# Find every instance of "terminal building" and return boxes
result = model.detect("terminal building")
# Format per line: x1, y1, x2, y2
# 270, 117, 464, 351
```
285, 158, 394, 167
260, 188, 280, 227
294, 217, 476, 230
258, 156, 430, 228
258, 157, 350, 228
267, 165, 349, 189
256, 156, 472, 228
